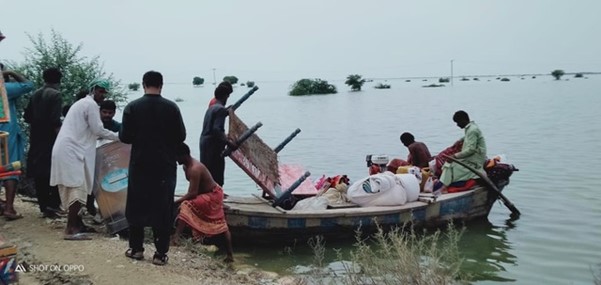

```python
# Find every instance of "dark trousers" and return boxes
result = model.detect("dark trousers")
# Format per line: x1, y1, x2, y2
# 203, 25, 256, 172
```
205, 156, 225, 187
34, 175, 60, 213
128, 225, 170, 255
86, 194, 97, 216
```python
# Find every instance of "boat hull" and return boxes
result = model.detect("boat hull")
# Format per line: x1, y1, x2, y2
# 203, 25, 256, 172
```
225, 183, 506, 244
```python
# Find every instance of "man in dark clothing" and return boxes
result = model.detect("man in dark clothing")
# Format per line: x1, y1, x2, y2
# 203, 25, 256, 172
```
400, 132, 432, 168
120, 71, 186, 266
199, 81, 234, 186
100, 99, 121, 132
24, 68, 63, 218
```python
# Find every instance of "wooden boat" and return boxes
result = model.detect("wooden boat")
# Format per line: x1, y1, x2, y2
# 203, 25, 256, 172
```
224, 180, 511, 243
219, 88, 518, 243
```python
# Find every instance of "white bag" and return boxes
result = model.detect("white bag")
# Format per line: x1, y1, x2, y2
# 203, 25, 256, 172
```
348, 172, 407, 207
395, 174, 420, 202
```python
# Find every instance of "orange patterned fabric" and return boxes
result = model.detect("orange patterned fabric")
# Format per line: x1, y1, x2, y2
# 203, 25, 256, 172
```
178, 185, 228, 238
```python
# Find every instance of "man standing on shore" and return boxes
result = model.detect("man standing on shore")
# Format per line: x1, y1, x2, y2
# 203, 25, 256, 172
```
0, 63, 34, 220
51, 80, 119, 240
120, 71, 186, 266
24, 68, 64, 218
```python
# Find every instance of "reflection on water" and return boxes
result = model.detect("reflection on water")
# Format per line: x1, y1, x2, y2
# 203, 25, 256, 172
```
460, 219, 517, 282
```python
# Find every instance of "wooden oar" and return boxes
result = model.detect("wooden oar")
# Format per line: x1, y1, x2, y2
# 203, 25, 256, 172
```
444, 155, 521, 217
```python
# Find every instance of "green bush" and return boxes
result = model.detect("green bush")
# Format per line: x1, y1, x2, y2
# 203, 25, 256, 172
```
551, 69, 565, 80
8, 30, 126, 107
223, 76, 239, 84
345, 74, 365, 91
574, 73, 583, 78
439, 77, 450, 83
193, 76, 204, 86
374, 83, 391, 89
289, 78, 337, 96
128, 82, 140, 91
246, 81, 255, 88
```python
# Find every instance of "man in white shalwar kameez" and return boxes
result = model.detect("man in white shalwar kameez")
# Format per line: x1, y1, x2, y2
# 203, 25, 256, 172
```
50, 80, 119, 240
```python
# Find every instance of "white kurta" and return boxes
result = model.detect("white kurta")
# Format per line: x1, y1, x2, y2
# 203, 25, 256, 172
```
50, 95, 119, 193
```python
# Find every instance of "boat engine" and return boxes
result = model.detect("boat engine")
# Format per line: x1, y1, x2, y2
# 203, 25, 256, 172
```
366, 154, 389, 174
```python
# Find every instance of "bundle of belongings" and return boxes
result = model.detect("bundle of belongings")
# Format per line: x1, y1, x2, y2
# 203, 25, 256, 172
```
347, 172, 420, 207
292, 175, 351, 211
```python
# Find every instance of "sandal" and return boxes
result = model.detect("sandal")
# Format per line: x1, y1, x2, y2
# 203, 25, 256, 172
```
64, 233, 92, 241
152, 252, 168, 266
125, 248, 144, 260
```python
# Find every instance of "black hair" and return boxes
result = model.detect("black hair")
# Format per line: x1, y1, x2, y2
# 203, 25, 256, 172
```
43, 68, 62, 84
142, 71, 163, 88
176, 143, 191, 157
453, 110, 470, 122
100, 100, 116, 111
214, 81, 233, 101
400, 132, 415, 145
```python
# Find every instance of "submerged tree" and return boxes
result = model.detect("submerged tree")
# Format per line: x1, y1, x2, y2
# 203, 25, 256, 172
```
551, 69, 565, 80
9, 29, 126, 107
128, 82, 140, 91
345, 74, 366, 91
223, 76, 239, 84
193, 76, 204, 86
289, 78, 337, 96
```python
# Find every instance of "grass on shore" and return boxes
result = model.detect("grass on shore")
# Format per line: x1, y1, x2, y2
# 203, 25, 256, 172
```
306, 224, 468, 285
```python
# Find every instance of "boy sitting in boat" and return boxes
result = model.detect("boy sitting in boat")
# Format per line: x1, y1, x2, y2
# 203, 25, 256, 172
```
171, 143, 234, 263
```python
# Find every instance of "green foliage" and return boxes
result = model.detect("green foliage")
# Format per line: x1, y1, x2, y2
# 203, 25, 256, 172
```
8, 30, 126, 107
439, 77, 450, 83
574, 73, 583, 78
423, 83, 445, 88
500, 78, 510, 82
246, 81, 255, 88
374, 83, 391, 89
192, 76, 204, 86
223, 76, 239, 84
345, 74, 366, 91
289, 78, 337, 96
551, 69, 565, 80
128, 82, 140, 91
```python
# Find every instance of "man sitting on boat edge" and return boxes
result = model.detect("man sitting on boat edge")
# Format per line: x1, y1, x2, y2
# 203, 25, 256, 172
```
171, 143, 234, 263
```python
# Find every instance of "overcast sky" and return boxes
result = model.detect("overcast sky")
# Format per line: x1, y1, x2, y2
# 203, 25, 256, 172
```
1, 0, 600, 83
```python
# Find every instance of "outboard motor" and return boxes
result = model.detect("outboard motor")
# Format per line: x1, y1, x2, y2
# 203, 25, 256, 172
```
366, 154, 389, 174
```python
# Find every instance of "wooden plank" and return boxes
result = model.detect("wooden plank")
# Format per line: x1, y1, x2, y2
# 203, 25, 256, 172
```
0, 76, 10, 123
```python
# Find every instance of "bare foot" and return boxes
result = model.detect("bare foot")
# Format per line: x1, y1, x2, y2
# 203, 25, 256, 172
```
170, 235, 181, 247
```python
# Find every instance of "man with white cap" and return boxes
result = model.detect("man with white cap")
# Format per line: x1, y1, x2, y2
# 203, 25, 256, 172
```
50, 80, 119, 240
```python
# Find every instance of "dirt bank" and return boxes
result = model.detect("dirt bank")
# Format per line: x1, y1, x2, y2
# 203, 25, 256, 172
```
1, 194, 303, 285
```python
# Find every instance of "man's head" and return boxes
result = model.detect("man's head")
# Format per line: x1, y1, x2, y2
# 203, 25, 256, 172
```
142, 71, 163, 93
176, 142, 191, 165
400, 132, 415, 147
43, 68, 62, 84
99, 100, 117, 123
214, 81, 233, 104
453, 110, 470, 129
89, 79, 111, 104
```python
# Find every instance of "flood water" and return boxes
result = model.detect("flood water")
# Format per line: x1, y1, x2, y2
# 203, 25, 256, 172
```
126, 75, 601, 284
